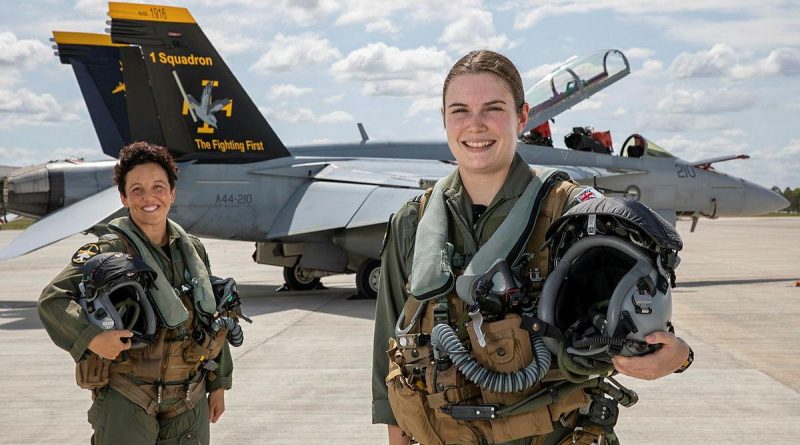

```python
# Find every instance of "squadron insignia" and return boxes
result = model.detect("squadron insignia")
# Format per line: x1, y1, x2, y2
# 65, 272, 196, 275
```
72, 243, 101, 264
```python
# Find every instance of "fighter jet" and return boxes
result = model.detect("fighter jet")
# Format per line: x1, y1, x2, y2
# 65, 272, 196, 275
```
0, 3, 788, 298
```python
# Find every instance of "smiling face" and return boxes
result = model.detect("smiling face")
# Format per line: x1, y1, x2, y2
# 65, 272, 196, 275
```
120, 162, 175, 233
444, 72, 529, 177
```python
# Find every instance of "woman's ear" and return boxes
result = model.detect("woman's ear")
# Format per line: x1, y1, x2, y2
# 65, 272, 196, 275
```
517, 102, 530, 134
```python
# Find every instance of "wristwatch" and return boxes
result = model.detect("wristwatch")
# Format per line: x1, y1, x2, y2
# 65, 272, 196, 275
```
673, 345, 694, 373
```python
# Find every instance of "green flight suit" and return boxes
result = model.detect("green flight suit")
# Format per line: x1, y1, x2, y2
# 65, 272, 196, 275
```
38, 218, 233, 445
371, 154, 616, 444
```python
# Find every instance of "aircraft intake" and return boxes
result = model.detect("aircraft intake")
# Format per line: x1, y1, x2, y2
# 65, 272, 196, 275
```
3, 161, 115, 219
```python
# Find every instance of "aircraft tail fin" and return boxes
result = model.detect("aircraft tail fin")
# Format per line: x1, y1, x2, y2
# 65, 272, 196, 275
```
108, 2, 290, 163
52, 32, 132, 158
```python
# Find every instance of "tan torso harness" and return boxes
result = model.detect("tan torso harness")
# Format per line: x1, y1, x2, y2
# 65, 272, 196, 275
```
386, 170, 598, 444
76, 218, 228, 419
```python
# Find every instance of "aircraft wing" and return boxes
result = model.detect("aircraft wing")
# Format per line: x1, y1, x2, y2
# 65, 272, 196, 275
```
691, 154, 750, 170
0, 187, 122, 261
260, 158, 456, 237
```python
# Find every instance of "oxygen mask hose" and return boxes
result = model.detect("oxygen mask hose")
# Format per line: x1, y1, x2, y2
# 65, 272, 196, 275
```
211, 317, 244, 347
430, 323, 551, 393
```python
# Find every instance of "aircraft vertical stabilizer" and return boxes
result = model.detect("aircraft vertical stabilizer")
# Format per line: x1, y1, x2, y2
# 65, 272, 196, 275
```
108, 2, 290, 162
51, 32, 133, 158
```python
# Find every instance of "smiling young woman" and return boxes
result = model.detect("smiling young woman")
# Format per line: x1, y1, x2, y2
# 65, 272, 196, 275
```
371, 50, 691, 445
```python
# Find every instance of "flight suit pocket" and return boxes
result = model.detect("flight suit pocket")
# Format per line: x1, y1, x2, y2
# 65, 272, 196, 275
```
387, 377, 447, 445
469, 315, 555, 441
76, 354, 110, 390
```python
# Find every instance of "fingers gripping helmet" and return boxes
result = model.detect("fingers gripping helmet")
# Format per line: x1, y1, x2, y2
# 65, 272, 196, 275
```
537, 197, 682, 372
79, 252, 158, 349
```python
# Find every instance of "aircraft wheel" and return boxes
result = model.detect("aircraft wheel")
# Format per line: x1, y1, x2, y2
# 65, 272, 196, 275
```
283, 265, 321, 291
356, 259, 381, 299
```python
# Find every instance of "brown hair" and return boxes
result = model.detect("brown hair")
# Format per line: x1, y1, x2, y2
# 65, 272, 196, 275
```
442, 50, 525, 112
113, 142, 179, 195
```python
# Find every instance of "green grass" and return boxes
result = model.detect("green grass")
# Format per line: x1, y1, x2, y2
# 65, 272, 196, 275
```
0, 217, 34, 230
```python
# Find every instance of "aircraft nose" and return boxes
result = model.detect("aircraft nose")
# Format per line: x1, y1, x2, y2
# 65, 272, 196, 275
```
745, 183, 790, 215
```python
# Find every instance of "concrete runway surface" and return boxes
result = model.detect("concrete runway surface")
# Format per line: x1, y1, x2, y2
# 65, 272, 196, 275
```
0, 217, 798, 444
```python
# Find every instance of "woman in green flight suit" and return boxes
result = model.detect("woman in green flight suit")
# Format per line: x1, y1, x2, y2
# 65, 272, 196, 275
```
38, 142, 233, 445
371, 50, 692, 445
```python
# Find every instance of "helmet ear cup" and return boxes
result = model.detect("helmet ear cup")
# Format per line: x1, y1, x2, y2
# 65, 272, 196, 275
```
79, 253, 158, 349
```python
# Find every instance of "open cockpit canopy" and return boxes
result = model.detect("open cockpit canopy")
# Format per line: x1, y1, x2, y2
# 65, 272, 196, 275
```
523, 49, 630, 134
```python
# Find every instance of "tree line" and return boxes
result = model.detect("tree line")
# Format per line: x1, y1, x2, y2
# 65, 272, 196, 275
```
771, 187, 799, 212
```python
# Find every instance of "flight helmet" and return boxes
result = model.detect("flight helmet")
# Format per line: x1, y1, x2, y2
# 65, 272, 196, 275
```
537, 197, 682, 372
79, 252, 158, 349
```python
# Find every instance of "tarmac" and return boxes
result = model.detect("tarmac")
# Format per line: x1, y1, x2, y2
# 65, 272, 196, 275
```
0, 216, 798, 444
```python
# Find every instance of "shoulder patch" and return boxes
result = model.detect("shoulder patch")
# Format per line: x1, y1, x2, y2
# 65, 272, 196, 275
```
575, 187, 603, 203
72, 243, 101, 264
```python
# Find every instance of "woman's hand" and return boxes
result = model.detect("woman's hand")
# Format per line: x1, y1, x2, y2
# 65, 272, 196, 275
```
87, 330, 133, 360
208, 388, 225, 423
612, 331, 690, 380
388, 425, 411, 445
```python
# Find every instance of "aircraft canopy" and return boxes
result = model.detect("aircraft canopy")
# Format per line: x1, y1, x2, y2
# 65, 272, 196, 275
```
524, 49, 630, 133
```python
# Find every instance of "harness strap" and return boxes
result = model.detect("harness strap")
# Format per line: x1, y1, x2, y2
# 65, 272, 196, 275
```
108, 371, 207, 419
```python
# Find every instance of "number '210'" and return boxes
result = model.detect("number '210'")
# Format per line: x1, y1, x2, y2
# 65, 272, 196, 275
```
675, 163, 696, 178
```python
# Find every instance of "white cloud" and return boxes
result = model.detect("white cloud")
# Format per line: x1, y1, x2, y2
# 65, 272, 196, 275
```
572, 96, 604, 111
249, 33, 342, 74
438, 9, 513, 53
324, 93, 345, 103
634, 113, 731, 132
637, 59, 664, 77
0, 88, 81, 127
205, 29, 260, 56
74, 0, 106, 14
655, 87, 756, 114
407, 97, 441, 117
722, 128, 747, 137
335, 0, 405, 25
332, 43, 451, 81
199, 0, 341, 26
624, 47, 655, 59
669, 44, 739, 78
523, 62, 562, 82
670, 44, 800, 79
612, 107, 627, 116
729, 47, 800, 79
332, 44, 448, 102
361, 73, 442, 97
365, 19, 399, 34
317, 110, 353, 123
263, 106, 352, 124
0, 32, 50, 69
269, 84, 313, 99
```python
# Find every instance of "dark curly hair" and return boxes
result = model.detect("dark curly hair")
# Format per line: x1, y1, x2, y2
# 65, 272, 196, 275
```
113, 142, 179, 195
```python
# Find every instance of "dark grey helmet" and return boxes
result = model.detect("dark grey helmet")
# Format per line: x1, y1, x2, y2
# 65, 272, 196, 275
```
538, 197, 682, 361
79, 252, 158, 349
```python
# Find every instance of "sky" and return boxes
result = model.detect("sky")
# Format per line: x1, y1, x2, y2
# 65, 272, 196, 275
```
0, 0, 798, 189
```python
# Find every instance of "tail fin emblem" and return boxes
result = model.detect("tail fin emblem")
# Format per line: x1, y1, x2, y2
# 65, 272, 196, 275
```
173, 71, 233, 134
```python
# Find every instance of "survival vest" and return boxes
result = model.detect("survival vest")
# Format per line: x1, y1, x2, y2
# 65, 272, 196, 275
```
386, 169, 596, 445
75, 217, 231, 419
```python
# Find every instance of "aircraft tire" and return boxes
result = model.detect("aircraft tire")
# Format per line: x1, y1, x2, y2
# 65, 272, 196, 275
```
283, 265, 321, 291
356, 259, 381, 299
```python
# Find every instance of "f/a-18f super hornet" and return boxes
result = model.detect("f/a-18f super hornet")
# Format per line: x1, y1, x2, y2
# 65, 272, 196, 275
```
0, 2, 788, 298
